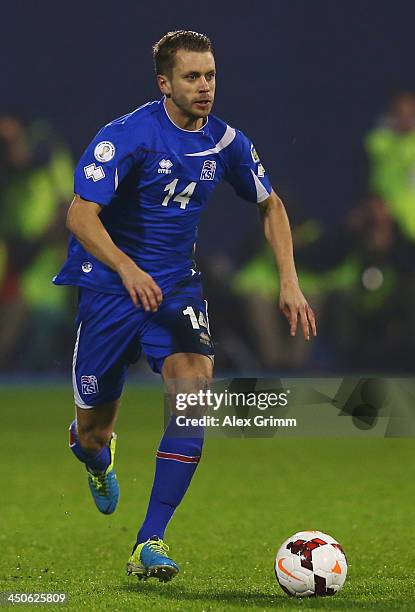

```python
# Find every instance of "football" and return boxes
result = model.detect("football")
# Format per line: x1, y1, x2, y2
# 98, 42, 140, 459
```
275, 530, 347, 597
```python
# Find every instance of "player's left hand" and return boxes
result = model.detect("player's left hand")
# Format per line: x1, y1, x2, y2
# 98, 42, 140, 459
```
279, 279, 317, 341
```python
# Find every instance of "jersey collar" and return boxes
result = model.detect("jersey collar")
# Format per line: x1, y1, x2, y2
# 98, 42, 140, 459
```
160, 97, 209, 135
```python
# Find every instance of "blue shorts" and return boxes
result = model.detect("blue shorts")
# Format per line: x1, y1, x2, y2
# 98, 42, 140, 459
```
72, 277, 214, 408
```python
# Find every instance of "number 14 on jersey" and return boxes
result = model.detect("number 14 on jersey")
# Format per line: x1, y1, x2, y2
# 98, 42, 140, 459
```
162, 178, 197, 210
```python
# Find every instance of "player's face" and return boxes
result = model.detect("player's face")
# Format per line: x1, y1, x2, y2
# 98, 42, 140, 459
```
161, 50, 216, 120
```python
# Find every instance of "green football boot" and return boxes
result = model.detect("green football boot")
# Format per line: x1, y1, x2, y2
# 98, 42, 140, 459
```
87, 434, 119, 514
127, 536, 179, 582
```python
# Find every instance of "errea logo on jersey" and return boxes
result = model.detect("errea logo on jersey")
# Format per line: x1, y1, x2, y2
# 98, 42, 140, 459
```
200, 160, 216, 180
158, 159, 173, 174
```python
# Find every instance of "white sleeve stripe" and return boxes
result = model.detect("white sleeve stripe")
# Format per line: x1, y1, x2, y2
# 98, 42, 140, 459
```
250, 169, 270, 203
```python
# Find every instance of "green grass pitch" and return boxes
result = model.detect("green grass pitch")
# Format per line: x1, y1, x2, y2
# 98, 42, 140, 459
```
1, 385, 414, 611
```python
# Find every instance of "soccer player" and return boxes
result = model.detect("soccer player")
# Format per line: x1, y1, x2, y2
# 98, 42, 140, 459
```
54, 30, 316, 582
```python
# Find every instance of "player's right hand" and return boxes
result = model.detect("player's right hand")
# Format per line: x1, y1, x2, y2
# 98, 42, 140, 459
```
117, 261, 163, 312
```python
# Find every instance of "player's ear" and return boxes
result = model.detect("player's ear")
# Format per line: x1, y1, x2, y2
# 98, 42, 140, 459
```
157, 74, 171, 97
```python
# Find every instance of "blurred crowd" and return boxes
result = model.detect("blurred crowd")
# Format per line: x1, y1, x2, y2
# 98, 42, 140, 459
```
0, 114, 74, 372
1, 92, 415, 374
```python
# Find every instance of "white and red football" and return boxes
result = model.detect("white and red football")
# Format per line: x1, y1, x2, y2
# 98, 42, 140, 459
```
275, 530, 347, 597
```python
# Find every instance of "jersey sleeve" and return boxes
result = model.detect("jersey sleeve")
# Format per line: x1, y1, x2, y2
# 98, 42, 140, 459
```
224, 130, 272, 203
74, 121, 139, 206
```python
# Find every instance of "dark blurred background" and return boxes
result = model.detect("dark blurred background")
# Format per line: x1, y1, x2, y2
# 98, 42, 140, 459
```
2, 0, 415, 376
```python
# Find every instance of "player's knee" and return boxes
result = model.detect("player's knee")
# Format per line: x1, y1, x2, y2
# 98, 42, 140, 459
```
170, 371, 212, 395
190, 371, 212, 391
171, 373, 212, 417
163, 354, 213, 384
176, 367, 212, 391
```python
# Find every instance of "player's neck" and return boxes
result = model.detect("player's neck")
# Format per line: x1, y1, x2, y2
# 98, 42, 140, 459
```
164, 98, 205, 131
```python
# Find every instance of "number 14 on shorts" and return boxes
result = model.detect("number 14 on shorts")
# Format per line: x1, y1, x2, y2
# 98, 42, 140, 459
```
183, 306, 208, 331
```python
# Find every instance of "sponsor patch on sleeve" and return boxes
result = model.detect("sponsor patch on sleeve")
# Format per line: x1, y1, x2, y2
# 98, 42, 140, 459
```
250, 144, 260, 163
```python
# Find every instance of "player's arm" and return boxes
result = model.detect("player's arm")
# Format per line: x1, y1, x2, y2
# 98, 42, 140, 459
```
224, 128, 316, 340
258, 190, 316, 340
67, 194, 162, 312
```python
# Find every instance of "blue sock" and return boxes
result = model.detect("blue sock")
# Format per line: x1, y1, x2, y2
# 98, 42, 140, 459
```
136, 416, 204, 545
68, 420, 111, 473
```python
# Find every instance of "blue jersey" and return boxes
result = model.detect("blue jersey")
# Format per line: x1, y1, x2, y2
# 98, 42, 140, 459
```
54, 97, 273, 295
